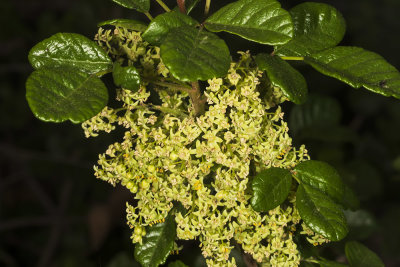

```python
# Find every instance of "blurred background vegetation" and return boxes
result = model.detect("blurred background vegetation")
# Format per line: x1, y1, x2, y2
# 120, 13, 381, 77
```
1, 0, 399, 266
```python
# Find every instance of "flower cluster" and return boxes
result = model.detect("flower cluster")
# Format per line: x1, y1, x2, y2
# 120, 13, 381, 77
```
83, 28, 324, 266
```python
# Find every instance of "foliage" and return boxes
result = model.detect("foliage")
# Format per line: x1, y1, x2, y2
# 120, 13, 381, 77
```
22, 0, 400, 266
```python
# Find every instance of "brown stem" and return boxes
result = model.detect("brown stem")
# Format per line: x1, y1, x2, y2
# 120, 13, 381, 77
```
188, 81, 206, 117
243, 253, 258, 267
177, 0, 187, 14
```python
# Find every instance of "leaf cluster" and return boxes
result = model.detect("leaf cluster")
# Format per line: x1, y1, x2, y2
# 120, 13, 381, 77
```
24, 0, 395, 266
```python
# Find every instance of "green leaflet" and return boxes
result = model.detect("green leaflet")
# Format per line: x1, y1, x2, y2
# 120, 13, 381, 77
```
296, 184, 348, 241
110, 0, 150, 12
256, 53, 307, 104
142, 11, 198, 46
98, 19, 147, 32
205, 0, 293, 45
294, 160, 345, 203
345, 241, 384, 267
305, 46, 400, 99
250, 168, 292, 212
26, 67, 108, 123
113, 63, 141, 92
275, 2, 346, 56
134, 214, 176, 267
168, 261, 189, 267
28, 33, 112, 74
160, 26, 230, 82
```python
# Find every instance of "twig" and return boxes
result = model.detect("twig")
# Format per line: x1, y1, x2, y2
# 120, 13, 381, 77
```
205, 0, 211, 16
177, 0, 186, 14
145, 79, 192, 92
188, 81, 206, 116
243, 253, 258, 267
144, 12, 153, 20
155, 0, 171, 12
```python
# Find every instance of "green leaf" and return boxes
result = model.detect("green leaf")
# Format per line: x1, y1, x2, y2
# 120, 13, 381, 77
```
345, 241, 384, 267
256, 53, 307, 104
294, 160, 344, 203
275, 2, 346, 56
134, 214, 176, 267
26, 67, 108, 123
205, 0, 293, 45
113, 63, 141, 91
111, 0, 150, 12
28, 33, 112, 74
305, 46, 400, 99
168, 261, 188, 267
250, 167, 292, 212
289, 95, 341, 136
143, 11, 198, 46
160, 26, 230, 82
185, 0, 200, 14
98, 19, 147, 32
296, 184, 348, 241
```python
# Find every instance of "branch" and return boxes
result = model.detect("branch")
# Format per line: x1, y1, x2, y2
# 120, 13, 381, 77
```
243, 253, 258, 267
188, 81, 206, 117
177, 0, 186, 14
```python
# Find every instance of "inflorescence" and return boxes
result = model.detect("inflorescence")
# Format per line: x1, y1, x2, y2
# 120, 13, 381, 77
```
82, 27, 326, 267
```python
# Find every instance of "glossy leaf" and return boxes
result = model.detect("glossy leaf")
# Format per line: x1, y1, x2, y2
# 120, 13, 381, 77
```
134, 214, 176, 267
275, 2, 346, 56
289, 95, 341, 136
28, 33, 112, 74
168, 261, 188, 267
98, 19, 147, 32
205, 0, 293, 45
305, 46, 400, 99
113, 63, 141, 91
160, 26, 230, 82
185, 0, 200, 14
26, 67, 108, 123
111, 0, 150, 12
296, 184, 348, 241
294, 160, 344, 203
256, 53, 307, 104
345, 241, 384, 267
143, 11, 198, 46
250, 168, 292, 212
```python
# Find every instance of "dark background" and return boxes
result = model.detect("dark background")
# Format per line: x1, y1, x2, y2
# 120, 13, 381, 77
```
1, 0, 400, 266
